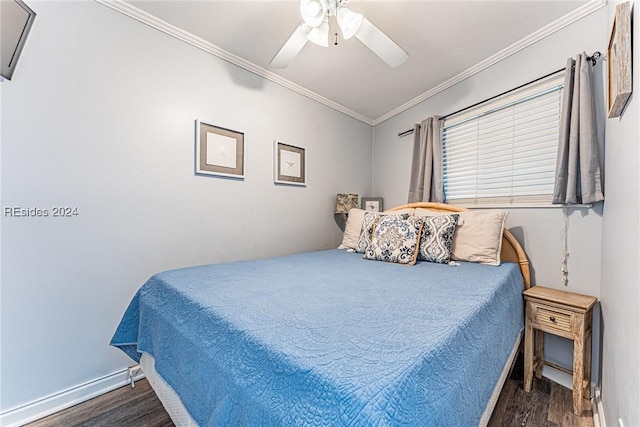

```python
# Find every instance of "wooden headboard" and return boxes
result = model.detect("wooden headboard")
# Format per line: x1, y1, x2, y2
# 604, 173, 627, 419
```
387, 202, 531, 289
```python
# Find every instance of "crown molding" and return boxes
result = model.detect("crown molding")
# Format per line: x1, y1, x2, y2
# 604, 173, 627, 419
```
372, 0, 607, 125
95, 0, 605, 128
94, 0, 374, 126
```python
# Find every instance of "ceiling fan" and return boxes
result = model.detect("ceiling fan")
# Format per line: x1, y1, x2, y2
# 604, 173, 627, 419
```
270, 0, 408, 69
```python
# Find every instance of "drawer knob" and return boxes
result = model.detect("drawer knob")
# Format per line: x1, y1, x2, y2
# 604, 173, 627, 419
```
549, 316, 556, 322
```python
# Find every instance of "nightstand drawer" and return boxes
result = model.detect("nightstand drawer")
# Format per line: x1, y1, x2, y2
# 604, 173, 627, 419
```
536, 306, 571, 333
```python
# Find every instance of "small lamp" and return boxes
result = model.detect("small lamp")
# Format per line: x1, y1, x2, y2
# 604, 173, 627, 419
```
334, 193, 359, 225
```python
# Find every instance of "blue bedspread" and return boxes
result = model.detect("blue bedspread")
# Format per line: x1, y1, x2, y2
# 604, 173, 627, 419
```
111, 249, 523, 426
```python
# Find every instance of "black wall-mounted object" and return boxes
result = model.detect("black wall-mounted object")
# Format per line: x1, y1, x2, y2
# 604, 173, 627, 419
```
1, 0, 36, 80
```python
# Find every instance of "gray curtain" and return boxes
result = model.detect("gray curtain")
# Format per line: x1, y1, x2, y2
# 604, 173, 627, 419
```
553, 53, 604, 204
408, 116, 444, 203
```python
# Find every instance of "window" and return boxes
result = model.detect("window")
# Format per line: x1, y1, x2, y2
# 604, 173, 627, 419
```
442, 73, 563, 207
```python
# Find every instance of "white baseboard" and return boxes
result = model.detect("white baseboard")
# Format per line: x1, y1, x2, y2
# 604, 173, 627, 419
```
592, 386, 606, 427
0, 367, 145, 427
542, 364, 573, 389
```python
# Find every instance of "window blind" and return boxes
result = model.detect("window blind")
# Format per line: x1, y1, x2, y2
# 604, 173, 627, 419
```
442, 73, 563, 207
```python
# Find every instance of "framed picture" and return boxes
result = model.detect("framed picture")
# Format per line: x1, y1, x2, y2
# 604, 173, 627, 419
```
274, 141, 306, 186
195, 120, 244, 179
607, 1, 632, 119
361, 197, 383, 212
1, 0, 36, 80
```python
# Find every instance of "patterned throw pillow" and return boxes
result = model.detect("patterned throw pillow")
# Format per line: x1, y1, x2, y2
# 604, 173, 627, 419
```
418, 214, 459, 263
363, 215, 424, 265
356, 212, 409, 253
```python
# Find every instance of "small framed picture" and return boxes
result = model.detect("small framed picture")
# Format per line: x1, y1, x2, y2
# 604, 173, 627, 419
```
274, 141, 306, 186
195, 120, 244, 179
607, 1, 632, 118
361, 197, 383, 212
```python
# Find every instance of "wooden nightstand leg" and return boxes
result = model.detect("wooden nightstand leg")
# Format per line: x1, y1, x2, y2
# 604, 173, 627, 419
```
583, 310, 593, 400
584, 330, 593, 400
524, 319, 534, 392
573, 317, 585, 415
534, 329, 544, 380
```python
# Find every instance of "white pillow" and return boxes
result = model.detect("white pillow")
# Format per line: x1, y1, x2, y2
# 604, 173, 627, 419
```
414, 208, 508, 266
382, 208, 415, 215
338, 208, 367, 250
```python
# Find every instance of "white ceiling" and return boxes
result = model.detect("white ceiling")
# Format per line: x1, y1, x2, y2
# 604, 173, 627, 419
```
110, 0, 598, 124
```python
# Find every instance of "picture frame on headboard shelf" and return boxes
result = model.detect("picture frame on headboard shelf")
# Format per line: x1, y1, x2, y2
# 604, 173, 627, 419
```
361, 197, 383, 212
195, 120, 244, 179
607, 1, 632, 119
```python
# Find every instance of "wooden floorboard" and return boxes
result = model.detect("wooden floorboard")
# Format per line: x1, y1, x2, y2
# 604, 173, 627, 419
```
26, 379, 173, 427
488, 352, 593, 427
27, 355, 593, 427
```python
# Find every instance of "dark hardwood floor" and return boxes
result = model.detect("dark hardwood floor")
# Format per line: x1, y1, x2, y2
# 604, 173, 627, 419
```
26, 379, 173, 427
487, 353, 593, 427
28, 354, 593, 427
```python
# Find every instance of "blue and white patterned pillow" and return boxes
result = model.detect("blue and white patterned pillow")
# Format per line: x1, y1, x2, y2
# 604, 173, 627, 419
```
356, 212, 409, 254
363, 215, 424, 265
418, 214, 459, 263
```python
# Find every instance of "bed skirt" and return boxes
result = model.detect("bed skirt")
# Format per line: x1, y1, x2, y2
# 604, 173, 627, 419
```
140, 353, 197, 427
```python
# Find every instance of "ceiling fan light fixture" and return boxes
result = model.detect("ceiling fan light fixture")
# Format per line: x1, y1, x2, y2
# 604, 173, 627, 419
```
307, 19, 330, 47
272, 0, 408, 69
300, 0, 327, 28
336, 7, 363, 40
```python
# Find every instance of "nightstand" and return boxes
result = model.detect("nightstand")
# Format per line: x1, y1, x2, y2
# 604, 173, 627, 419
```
523, 286, 597, 415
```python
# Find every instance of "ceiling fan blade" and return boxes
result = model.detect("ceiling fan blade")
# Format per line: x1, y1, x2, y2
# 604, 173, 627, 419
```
270, 23, 312, 69
355, 17, 408, 68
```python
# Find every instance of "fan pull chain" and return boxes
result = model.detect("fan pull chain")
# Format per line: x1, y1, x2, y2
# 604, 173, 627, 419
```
560, 204, 569, 286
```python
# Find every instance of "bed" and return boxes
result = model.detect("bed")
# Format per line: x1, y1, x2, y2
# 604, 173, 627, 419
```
111, 202, 531, 426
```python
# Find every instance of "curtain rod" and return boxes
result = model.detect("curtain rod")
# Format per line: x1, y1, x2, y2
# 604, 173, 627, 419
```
397, 51, 602, 138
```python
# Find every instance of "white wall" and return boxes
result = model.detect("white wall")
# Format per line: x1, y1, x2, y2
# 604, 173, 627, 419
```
0, 0, 372, 418
599, 1, 640, 426
373, 8, 608, 380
